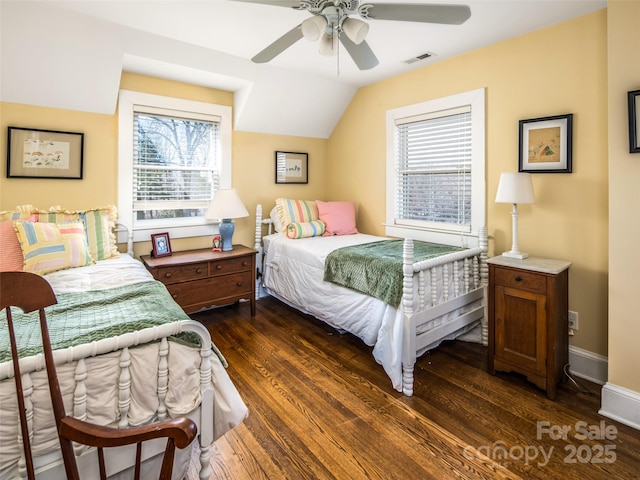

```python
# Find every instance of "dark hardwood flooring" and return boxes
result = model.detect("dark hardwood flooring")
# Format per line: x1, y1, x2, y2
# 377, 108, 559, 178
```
191, 297, 640, 480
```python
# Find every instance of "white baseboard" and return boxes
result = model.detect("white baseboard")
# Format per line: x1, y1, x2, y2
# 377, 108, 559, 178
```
567, 345, 608, 385
599, 383, 640, 430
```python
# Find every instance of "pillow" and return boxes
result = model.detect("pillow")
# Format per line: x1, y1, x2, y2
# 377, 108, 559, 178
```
270, 207, 282, 233
276, 198, 319, 235
285, 220, 325, 239
37, 205, 118, 261
0, 215, 38, 272
316, 200, 358, 236
14, 221, 93, 275
0, 205, 38, 222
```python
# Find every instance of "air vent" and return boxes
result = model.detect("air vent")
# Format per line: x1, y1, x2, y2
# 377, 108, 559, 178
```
406, 51, 436, 64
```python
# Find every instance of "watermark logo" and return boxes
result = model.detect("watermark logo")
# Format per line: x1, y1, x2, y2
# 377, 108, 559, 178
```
463, 420, 617, 467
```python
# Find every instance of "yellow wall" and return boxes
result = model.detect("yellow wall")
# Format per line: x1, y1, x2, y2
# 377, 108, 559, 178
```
328, 11, 609, 356
607, 0, 640, 392
0, 10, 620, 364
0, 73, 328, 257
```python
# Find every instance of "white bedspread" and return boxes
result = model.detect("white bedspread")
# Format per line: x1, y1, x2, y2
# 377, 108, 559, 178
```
262, 234, 406, 391
0, 256, 248, 478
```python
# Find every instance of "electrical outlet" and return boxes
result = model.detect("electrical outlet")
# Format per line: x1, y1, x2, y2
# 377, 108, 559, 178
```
568, 310, 579, 331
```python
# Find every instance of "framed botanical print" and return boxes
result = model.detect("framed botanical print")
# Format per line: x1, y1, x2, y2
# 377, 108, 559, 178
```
519, 114, 573, 173
7, 126, 84, 179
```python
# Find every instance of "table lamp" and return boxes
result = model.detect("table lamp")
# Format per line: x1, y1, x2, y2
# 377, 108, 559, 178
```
205, 189, 249, 251
495, 172, 535, 259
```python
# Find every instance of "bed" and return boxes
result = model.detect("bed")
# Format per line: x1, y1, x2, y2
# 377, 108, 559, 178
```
253, 201, 488, 396
0, 205, 248, 479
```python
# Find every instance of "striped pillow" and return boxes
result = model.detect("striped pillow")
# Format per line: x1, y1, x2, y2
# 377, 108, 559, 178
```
37, 206, 118, 261
285, 220, 325, 239
276, 199, 319, 235
0, 215, 38, 272
14, 221, 93, 275
0, 205, 38, 221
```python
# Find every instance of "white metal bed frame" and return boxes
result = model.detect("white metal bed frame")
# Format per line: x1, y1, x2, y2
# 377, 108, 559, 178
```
253, 204, 489, 396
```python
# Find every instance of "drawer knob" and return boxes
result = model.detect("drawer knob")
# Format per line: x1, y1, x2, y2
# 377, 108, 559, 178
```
216, 264, 222, 270
242, 261, 248, 266
515, 276, 522, 282
236, 281, 243, 287
196, 268, 203, 274
164, 272, 172, 279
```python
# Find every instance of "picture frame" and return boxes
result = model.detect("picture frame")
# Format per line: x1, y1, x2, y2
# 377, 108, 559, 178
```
151, 232, 172, 258
628, 90, 640, 154
275, 151, 308, 184
7, 126, 84, 179
518, 114, 573, 173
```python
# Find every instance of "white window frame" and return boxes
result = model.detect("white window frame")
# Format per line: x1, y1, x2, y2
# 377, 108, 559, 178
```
385, 88, 485, 247
118, 90, 232, 243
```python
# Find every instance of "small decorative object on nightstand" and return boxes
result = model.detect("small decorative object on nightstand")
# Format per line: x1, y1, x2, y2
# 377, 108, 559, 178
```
487, 255, 571, 400
142, 245, 257, 315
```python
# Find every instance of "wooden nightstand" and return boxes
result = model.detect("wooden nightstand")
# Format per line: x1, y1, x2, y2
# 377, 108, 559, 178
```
141, 245, 257, 315
487, 256, 571, 399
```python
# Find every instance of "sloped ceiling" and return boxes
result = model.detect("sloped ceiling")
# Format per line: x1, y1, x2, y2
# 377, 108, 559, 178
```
1, 0, 606, 139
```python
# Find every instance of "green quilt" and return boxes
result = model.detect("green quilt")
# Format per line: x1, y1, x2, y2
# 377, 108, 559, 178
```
323, 240, 464, 307
0, 281, 203, 363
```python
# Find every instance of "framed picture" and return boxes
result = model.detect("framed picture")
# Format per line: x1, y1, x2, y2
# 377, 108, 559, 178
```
628, 90, 640, 154
518, 114, 573, 173
151, 232, 172, 258
7, 126, 84, 179
275, 151, 308, 184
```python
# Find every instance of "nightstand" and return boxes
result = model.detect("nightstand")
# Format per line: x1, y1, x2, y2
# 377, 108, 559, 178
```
487, 256, 571, 399
141, 245, 257, 315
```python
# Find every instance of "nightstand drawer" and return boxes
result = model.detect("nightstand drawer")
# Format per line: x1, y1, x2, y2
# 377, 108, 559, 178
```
493, 267, 546, 294
210, 257, 253, 276
154, 262, 209, 284
167, 271, 253, 309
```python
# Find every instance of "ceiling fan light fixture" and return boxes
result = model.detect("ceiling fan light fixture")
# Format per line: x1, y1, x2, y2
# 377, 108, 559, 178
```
319, 32, 338, 56
301, 15, 327, 41
341, 17, 369, 45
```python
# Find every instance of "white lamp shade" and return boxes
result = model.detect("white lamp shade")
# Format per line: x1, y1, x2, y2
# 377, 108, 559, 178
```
342, 17, 369, 45
319, 32, 338, 56
205, 189, 249, 220
495, 172, 535, 204
301, 15, 327, 41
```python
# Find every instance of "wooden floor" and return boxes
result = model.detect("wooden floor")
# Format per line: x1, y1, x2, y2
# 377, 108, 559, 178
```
191, 297, 640, 480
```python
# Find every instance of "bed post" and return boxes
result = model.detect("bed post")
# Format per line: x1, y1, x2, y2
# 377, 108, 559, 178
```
255, 204, 263, 300
401, 238, 416, 397
479, 225, 489, 346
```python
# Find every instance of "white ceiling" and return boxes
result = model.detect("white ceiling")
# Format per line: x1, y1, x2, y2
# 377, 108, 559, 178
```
1, 0, 606, 139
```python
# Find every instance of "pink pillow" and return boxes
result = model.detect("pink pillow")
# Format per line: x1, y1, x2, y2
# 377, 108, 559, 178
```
316, 200, 358, 236
0, 215, 38, 272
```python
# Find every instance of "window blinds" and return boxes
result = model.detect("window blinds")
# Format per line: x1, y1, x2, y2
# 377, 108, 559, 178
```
132, 109, 220, 220
394, 105, 472, 231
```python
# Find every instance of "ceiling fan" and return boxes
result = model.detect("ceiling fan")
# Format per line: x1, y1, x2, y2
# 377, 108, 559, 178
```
231, 1, 471, 70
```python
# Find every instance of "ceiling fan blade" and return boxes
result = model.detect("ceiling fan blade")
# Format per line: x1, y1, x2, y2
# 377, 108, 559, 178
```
362, 3, 471, 25
252, 25, 304, 63
340, 35, 379, 70
229, 0, 302, 7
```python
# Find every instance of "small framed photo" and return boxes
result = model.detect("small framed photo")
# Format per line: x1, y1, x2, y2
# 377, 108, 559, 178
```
275, 151, 308, 184
151, 232, 172, 258
519, 114, 573, 173
7, 126, 84, 179
628, 90, 640, 153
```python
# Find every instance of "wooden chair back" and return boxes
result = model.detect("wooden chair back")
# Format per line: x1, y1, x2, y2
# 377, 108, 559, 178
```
1, 271, 197, 480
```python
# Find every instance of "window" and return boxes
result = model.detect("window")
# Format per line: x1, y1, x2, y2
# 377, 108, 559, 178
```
386, 88, 485, 246
118, 90, 232, 242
